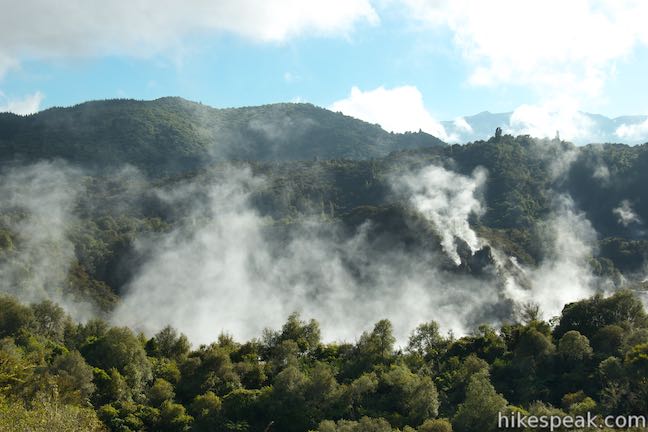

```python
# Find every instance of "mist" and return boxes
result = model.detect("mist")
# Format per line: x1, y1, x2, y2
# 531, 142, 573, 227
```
111, 160, 608, 345
0, 151, 621, 345
111, 165, 495, 343
502, 194, 605, 318
395, 165, 487, 265
0, 161, 97, 319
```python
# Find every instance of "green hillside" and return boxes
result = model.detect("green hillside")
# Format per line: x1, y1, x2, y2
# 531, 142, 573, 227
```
0, 97, 445, 174
2, 99, 648, 432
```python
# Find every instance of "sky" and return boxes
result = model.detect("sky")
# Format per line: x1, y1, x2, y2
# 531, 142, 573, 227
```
1, 0, 648, 142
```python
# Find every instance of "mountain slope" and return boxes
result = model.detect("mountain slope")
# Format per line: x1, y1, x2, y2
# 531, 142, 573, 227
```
0, 97, 445, 174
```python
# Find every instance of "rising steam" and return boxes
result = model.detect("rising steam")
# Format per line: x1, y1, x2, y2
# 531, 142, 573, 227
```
0, 162, 96, 319
0, 156, 615, 345
395, 165, 486, 265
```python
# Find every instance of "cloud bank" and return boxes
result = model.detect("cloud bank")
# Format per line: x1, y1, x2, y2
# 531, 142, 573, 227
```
507, 101, 596, 143
615, 118, 648, 142
402, 0, 648, 97
330, 85, 452, 141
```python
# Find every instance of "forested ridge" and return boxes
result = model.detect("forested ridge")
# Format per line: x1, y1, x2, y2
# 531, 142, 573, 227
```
0, 97, 444, 173
1, 97, 648, 430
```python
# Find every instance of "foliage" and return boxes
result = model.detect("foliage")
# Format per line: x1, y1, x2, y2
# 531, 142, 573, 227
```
0, 290, 646, 430
2, 105, 648, 430
0, 98, 444, 175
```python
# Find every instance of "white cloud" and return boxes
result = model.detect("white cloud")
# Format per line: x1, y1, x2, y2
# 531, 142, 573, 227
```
453, 117, 473, 133
402, 0, 648, 98
615, 118, 648, 142
507, 98, 596, 142
399, 1, 648, 144
0, 0, 378, 77
0, 91, 44, 115
330, 85, 450, 140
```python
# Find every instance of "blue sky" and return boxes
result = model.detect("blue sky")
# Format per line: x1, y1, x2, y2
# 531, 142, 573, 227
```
1, 0, 648, 142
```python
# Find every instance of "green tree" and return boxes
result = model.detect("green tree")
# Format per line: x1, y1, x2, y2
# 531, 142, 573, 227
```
157, 400, 193, 432
407, 321, 447, 369
592, 325, 625, 357
271, 365, 309, 431
316, 416, 395, 432
417, 418, 453, 432
177, 344, 240, 401
221, 387, 271, 431
452, 371, 507, 432
343, 320, 395, 378
146, 326, 191, 361
147, 378, 175, 406
0, 339, 35, 399
277, 312, 322, 353
82, 327, 152, 397
190, 391, 222, 432
51, 350, 95, 405
303, 362, 341, 422
31, 300, 70, 342
0, 395, 105, 432
557, 330, 593, 363
376, 364, 439, 427
92, 368, 130, 405
0, 295, 33, 339
554, 290, 648, 339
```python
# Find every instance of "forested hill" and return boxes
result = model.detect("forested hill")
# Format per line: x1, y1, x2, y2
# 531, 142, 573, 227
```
0, 97, 445, 173
3, 99, 648, 431
2, 131, 647, 312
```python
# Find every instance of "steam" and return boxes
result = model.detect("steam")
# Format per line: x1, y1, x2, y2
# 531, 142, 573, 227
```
113, 165, 507, 344
112, 161, 605, 345
395, 165, 487, 264
0, 158, 612, 345
503, 195, 602, 319
0, 162, 95, 319
613, 200, 642, 227
248, 113, 317, 142
592, 164, 610, 183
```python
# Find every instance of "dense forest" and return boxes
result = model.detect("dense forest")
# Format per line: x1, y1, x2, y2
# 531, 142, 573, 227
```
2, 290, 648, 431
0, 98, 444, 173
1, 98, 648, 430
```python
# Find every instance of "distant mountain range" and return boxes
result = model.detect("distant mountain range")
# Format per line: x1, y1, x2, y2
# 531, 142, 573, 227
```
442, 111, 648, 145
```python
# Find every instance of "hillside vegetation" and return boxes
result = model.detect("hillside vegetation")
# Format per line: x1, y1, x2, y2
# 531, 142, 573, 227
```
0, 98, 444, 174
1, 98, 648, 431
2, 290, 648, 431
